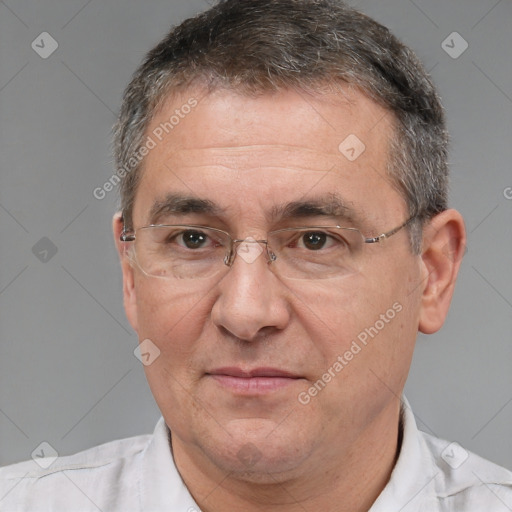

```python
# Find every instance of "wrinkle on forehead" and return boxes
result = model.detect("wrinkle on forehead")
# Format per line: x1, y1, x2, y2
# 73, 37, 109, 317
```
135, 87, 405, 232
157, 144, 343, 173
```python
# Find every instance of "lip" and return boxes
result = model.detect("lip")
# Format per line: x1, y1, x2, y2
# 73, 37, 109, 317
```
206, 367, 302, 394
208, 367, 300, 378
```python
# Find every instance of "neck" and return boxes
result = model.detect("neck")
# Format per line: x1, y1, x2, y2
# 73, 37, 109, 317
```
172, 399, 402, 512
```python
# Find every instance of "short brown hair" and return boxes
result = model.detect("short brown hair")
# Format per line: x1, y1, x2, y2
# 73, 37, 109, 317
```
113, 0, 449, 253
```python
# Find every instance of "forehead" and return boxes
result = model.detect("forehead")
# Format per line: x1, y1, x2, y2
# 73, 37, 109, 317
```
133, 86, 405, 227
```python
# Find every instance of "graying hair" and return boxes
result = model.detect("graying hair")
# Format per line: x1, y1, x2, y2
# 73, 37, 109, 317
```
113, 0, 449, 253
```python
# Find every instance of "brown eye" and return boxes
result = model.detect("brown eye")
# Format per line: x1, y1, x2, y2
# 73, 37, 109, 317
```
179, 230, 209, 249
301, 232, 327, 251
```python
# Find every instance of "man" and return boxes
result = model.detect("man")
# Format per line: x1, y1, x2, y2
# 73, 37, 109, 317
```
1, 0, 511, 510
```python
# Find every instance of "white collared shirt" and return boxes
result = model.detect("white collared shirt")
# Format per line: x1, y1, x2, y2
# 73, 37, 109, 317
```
1, 399, 511, 511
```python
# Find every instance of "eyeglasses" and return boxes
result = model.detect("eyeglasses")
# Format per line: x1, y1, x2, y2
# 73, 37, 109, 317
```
120, 216, 416, 280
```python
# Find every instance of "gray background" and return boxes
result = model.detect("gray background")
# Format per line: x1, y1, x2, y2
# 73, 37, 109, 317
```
0, 0, 511, 470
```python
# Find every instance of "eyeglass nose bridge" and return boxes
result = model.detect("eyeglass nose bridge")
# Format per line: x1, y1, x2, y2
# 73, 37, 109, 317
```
224, 237, 277, 267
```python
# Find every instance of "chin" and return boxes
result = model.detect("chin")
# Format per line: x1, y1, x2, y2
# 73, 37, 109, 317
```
198, 419, 318, 482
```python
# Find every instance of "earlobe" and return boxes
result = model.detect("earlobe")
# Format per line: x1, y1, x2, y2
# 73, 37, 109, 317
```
418, 209, 466, 334
113, 213, 139, 333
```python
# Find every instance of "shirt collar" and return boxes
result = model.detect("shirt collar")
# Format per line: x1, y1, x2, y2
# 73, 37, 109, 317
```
139, 417, 201, 511
369, 396, 441, 512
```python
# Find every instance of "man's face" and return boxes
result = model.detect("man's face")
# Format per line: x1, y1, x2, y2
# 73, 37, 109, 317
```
120, 87, 425, 479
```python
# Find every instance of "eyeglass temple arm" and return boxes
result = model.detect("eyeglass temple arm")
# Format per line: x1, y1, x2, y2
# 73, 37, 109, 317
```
120, 232, 135, 242
119, 211, 136, 241
363, 215, 417, 244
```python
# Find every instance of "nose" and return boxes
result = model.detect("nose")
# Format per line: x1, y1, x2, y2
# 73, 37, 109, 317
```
211, 240, 290, 342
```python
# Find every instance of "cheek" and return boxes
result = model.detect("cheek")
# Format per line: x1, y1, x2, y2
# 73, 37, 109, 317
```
133, 277, 212, 358
296, 275, 383, 349
134, 280, 215, 426
298, 270, 417, 380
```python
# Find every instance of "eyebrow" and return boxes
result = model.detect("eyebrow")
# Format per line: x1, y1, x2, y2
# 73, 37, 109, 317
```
147, 192, 362, 226
148, 194, 224, 224
269, 194, 360, 225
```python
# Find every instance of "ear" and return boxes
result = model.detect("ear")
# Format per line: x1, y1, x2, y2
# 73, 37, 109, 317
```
113, 212, 139, 333
418, 209, 466, 334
